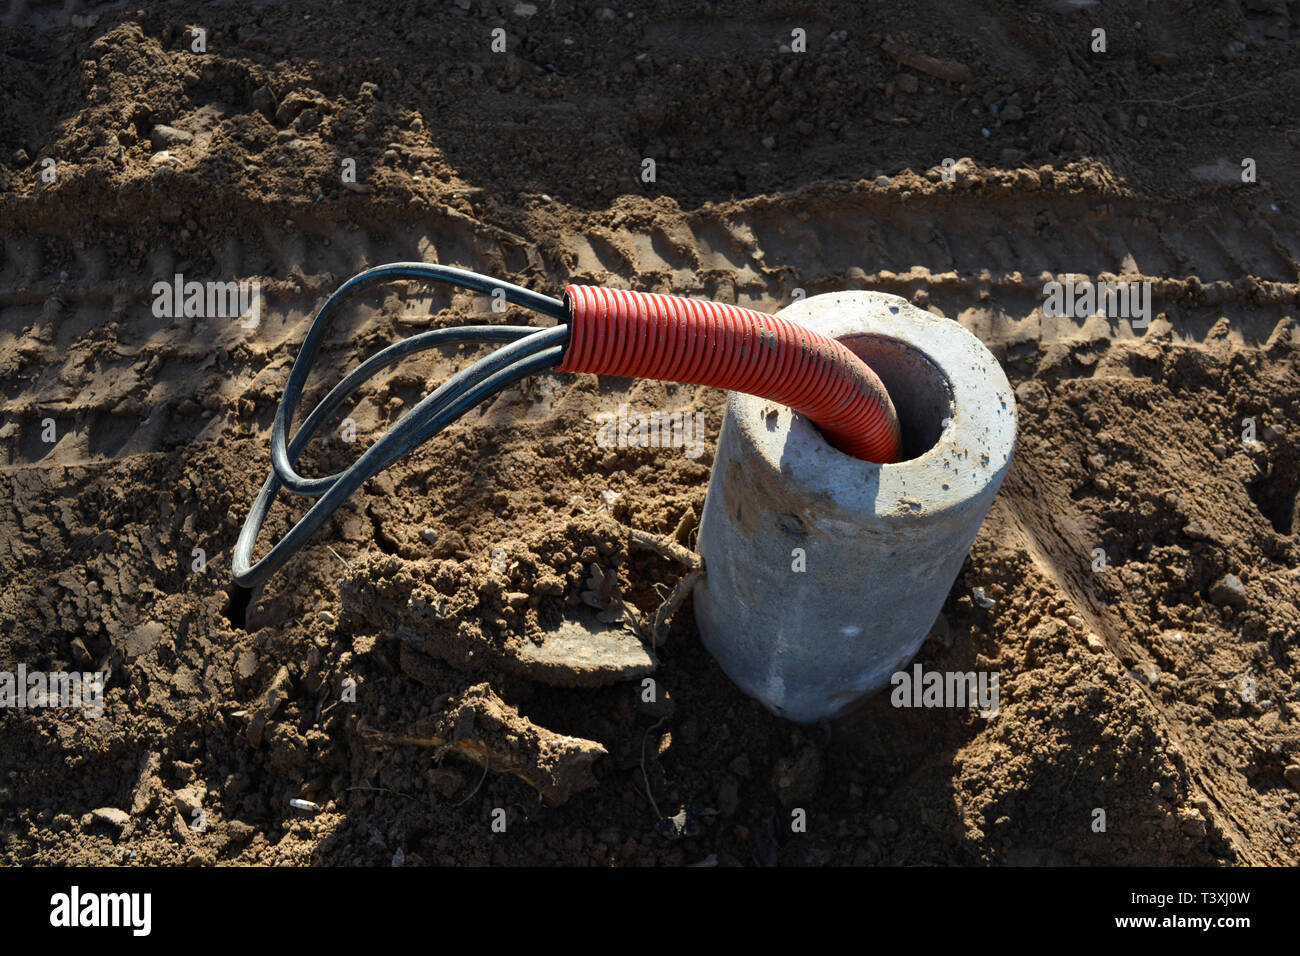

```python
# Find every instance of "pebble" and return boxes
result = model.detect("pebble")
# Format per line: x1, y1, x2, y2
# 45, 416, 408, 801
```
172, 786, 205, 816
150, 125, 192, 150
875, 175, 891, 186
1209, 573, 1248, 608
761, 136, 776, 149
1067, 614, 1084, 629
88, 807, 130, 830
1085, 632, 1105, 653
1000, 104, 1025, 122
1014, 379, 1048, 410
1284, 765, 1300, 792
317, 610, 335, 625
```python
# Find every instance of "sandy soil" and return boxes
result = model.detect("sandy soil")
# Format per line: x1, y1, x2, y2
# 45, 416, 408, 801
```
1, 0, 1298, 866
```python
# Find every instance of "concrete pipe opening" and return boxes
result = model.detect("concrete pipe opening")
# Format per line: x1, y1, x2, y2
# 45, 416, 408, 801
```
836, 332, 953, 463
693, 291, 1016, 723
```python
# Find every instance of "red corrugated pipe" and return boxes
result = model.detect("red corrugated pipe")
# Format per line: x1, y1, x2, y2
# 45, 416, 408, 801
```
560, 286, 900, 463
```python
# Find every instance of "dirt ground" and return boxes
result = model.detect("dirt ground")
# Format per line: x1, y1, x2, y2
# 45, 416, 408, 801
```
2, 0, 1299, 866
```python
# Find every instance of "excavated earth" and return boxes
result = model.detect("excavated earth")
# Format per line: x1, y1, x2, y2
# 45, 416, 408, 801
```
1, 0, 1299, 865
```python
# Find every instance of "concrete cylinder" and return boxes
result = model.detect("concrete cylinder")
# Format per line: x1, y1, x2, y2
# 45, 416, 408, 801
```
693, 291, 1016, 723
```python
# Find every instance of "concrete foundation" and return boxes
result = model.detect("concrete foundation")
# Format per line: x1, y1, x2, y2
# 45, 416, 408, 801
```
692, 291, 1016, 723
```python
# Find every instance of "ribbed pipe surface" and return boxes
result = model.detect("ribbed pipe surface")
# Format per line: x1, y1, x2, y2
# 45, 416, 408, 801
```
559, 285, 901, 463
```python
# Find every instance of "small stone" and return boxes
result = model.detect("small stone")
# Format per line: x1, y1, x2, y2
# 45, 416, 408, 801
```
1085, 633, 1105, 653
1179, 809, 1206, 838
89, 807, 130, 830
419, 528, 439, 546
172, 786, 205, 817
875, 175, 891, 186
1283, 765, 1300, 792
761, 136, 776, 149
1209, 574, 1248, 608
513, 611, 657, 687
1067, 615, 1084, 629
1211, 443, 1227, 459
1014, 379, 1048, 410
1000, 104, 1025, 122
150, 125, 192, 150
317, 610, 335, 625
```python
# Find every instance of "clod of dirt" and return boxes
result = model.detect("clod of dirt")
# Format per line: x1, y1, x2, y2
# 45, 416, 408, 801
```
359, 682, 605, 806
246, 665, 292, 748
341, 513, 658, 687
